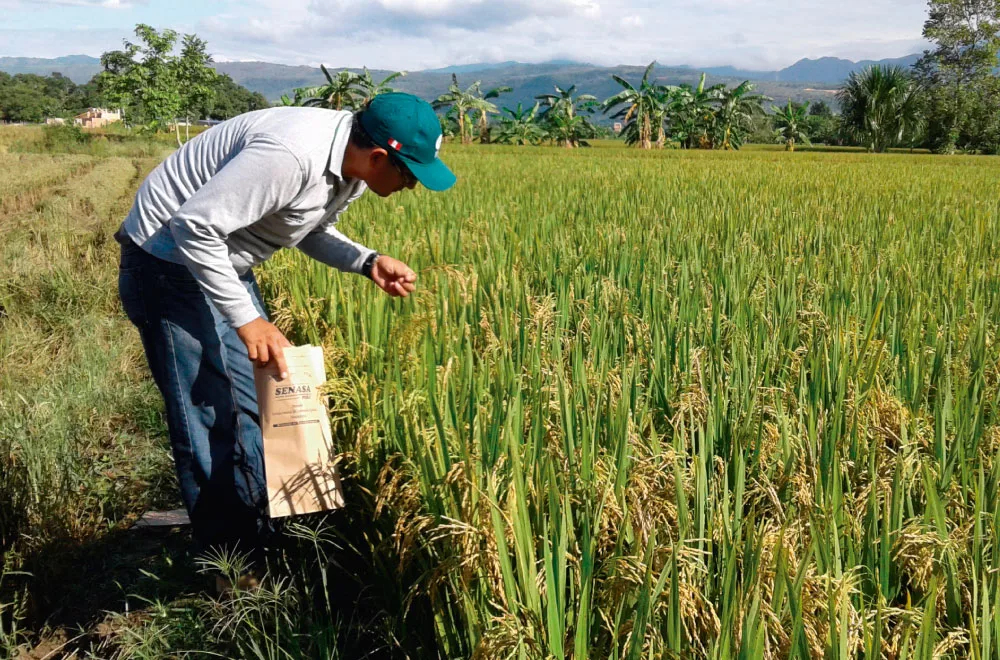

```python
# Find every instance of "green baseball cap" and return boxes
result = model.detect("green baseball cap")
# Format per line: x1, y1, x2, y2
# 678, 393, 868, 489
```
360, 92, 456, 192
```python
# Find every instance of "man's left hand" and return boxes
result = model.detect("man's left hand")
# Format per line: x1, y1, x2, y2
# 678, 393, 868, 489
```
370, 255, 417, 297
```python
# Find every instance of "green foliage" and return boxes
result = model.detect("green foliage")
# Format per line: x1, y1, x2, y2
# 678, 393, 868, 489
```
353, 66, 407, 106
809, 100, 834, 118
772, 100, 812, 151
712, 81, 769, 150
434, 74, 510, 144
262, 144, 1000, 658
175, 34, 217, 144
602, 62, 674, 149
915, 0, 1000, 153
493, 102, 547, 145
98, 24, 182, 130
602, 66, 767, 151
535, 84, 599, 147
0, 72, 104, 123
295, 65, 406, 111
97, 24, 222, 136
299, 66, 363, 110
40, 123, 91, 149
668, 73, 726, 149
201, 73, 269, 120
805, 101, 844, 145
837, 65, 924, 152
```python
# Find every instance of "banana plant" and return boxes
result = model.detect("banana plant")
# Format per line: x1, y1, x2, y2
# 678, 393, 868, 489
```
433, 74, 504, 145
495, 102, 547, 145
353, 66, 407, 107
299, 65, 362, 110
470, 84, 511, 144
713, 81, 769, 150
669, 73, 724, 149
602, 62, 675, 149
536, 85, 598, 148
772, 100, 812, 151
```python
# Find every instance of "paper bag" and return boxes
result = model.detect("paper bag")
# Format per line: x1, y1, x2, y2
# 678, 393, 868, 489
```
253, 345, 345, 518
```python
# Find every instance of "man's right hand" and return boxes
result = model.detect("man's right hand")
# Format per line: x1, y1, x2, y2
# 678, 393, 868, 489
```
237, 317, 292, 379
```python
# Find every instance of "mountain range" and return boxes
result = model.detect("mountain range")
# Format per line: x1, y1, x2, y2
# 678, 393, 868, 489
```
0, 53, 925, 111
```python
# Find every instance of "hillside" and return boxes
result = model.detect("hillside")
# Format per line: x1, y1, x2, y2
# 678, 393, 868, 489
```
0, 54, 919, 110
694, 54, 922, 83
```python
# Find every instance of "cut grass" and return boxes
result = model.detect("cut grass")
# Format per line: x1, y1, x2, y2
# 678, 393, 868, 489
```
0, 153, 176, 653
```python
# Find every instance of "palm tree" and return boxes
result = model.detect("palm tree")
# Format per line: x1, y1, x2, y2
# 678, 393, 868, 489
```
494, 102, 546, 145
772, 100, 811, 151
602, 62, 673, 149
837, 65, 924, 153
713, 81, 769, 150
299, 66, 362, 110
536, 85, 598, 148
353, 67, 407, 106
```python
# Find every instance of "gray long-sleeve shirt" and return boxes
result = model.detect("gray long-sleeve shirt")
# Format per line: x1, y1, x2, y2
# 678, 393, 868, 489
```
121, 107, 374, 328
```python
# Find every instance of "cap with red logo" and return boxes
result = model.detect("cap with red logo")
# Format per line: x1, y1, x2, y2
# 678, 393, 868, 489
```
359, 92, 456, 192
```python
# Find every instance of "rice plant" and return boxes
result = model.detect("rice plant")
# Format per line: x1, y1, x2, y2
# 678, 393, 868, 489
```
2, 138, 998, 658
258, 144, 1000, 658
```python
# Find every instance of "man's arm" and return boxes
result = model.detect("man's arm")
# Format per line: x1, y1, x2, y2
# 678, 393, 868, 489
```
295, 184, 374, 273
170, 136, 305, 328
295, 223, 376, 274
296, 188, 417, 297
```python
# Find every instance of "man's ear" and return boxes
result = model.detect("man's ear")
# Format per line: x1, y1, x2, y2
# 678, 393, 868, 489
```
369, 146, 389, 167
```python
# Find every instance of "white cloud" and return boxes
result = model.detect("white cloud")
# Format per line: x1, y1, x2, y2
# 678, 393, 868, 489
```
1, 0, 931, 71
29, 0, 140, 6
620, 14, 644, 29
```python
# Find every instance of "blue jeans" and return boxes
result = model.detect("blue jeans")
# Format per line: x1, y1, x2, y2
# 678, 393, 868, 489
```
116, 228, 270, 558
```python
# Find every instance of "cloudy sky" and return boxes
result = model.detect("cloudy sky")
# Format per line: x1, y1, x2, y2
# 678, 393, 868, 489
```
1, 0, 930, 71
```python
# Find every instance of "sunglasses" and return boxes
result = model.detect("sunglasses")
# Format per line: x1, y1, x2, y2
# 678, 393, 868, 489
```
388, 153, 417, 187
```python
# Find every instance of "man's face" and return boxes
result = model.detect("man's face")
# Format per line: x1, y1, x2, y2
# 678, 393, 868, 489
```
367, 149, 418, 197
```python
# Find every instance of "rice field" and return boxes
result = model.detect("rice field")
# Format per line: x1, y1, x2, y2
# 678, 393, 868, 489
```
258, 146, 1000, 658
2, 136, 999, 658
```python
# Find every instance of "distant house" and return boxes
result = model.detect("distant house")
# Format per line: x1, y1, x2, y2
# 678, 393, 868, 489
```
613, 122, 623, 134
195, 119, 223, 127
74, 108, 121, 129
46, 117, 66, 126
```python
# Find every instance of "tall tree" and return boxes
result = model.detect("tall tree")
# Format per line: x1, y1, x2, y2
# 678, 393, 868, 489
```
808, 100, 833, 118
97, 24, 182, 131
805, 101, 840, 145
837, 65, 924, 153
0, 72, 104, 122
176, 34, 217, 143
915, 0, 1000, 152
